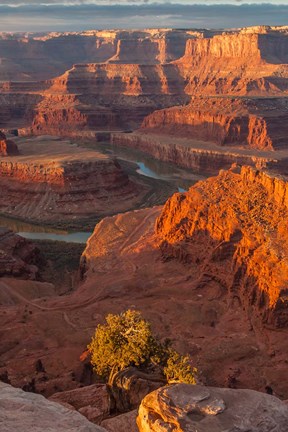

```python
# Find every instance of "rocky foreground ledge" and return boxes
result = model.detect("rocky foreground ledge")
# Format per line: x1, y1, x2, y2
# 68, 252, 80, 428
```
0, 382, 106, 432
137, 384, 288, 432
1, 381, 288, 432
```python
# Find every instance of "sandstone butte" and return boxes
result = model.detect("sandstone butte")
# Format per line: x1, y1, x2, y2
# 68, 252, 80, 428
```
1, 165, 288, 408
0, 26, 287, 140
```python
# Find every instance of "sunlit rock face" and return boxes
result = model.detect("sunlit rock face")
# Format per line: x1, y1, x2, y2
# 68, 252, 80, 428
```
141, 97, 288, 151
137, 384, 288, 432
156, 165, 288, 327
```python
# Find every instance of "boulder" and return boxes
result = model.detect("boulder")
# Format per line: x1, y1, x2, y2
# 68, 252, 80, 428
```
137, 384, 288, 432
49, 384, 111, 424
0, 382, 107, 432
101, 409, 138, 432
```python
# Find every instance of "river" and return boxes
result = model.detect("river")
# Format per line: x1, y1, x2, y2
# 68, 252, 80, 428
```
0, 140, 205, 244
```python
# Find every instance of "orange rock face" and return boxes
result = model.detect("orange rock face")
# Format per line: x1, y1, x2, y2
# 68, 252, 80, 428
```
156, 166, 288, 327
2, 168, 288, 398
176, 31, 288, 95
141, 97, 288, 150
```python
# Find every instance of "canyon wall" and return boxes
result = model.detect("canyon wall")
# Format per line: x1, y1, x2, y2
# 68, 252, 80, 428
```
0, 93, 43, 130
0, 138, 144, 225
0, 26, 287, 136
141, 97, 288, 150
176, 31, 288, 95
111, 132, 276, 174
156, 165, 288, 327
0, 29, 192, 81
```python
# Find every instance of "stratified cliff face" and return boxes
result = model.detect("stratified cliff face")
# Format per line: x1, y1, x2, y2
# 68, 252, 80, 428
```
1, 27, 287, 135
141, 97, 288, 150
0, 29, 192, 81
156, 166, 288, 327
48, 63, 186, 97
111, 132, 276, 175
0, 137, 143, 225
0, 131, 19, 156
176, 31, 288, 95
0, 93, 43, 130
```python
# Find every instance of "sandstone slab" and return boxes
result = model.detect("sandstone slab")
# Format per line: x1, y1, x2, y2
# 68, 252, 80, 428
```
0, 382, 107, 432
137, 384, 288, 432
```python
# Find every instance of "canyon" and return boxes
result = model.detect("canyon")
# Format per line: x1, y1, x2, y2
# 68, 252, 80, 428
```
0, 24, 288, 432
0, 26, 287, 137
1, 167, 288, 399
0, 26, 286, 180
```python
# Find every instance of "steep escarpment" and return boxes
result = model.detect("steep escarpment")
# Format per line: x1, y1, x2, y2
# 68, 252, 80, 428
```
26, 92, 188, 136
48, 63, 186, 96
111, 132, 277, 175
0, 27, 286, 135
156, 166, 288, 327
0, 29, 193, 81
0, 93, 43, 130
47, 27, 288, 98
141, 97, 288, 150
176, 31, 288, 95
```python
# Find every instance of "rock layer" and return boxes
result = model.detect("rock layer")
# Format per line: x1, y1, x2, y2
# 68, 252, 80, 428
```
141, 97, 288, 150
0, 137, 143, 225
137, 384, 288, 432
1, 26, 287, 136
111, 131, 277, 175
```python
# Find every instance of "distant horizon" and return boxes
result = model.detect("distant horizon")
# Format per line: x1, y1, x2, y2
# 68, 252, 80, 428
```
0, 3, 286, 32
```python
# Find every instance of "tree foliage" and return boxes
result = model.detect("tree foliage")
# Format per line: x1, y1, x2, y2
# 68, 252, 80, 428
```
87, 309, 197, 385
164, 349, 197, 385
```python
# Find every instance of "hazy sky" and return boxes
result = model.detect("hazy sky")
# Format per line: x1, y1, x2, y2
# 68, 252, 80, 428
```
0, 1, 287, 32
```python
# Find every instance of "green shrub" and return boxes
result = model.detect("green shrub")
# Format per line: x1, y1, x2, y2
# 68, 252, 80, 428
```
87, 309, 197, 385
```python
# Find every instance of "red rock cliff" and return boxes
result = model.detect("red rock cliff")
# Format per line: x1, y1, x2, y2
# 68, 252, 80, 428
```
176, 31, 288, 95
141, 97, 288, 150
156, 166, 288, 327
